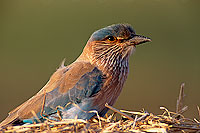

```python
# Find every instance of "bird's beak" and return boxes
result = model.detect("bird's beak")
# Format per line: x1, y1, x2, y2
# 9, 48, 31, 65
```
130, 34, 152, 46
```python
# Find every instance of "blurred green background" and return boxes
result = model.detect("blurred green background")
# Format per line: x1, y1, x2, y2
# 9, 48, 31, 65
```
0, 0, 199, 122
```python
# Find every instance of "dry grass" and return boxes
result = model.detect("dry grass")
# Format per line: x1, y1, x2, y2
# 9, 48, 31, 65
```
1, 83, 200, 132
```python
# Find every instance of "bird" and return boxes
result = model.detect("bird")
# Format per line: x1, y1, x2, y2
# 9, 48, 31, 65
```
0, 23, 151, 128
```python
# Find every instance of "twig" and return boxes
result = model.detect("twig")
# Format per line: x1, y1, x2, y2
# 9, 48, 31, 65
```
40, 91, 55, 122
103, 121, 120, 131
136, 113, 149, 121
40, 90, 47, 118
71, 103, 102, 128
197, 106, 200, 121
176, 83, 186, 114
105, 103, 134, 121
106, 112, 116, 122
160, 107, 171, 118
132, 115, 138, 129
31, 110, 41, 123
120, 109, 148, 116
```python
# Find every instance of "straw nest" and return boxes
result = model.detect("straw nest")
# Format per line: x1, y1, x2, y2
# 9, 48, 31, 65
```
1, 83, 200, 133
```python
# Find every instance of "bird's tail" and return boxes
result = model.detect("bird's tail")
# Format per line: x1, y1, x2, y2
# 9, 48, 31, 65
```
0, 112, 20, 129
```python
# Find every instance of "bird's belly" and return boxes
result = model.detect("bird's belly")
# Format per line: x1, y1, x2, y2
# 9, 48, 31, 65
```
61, 98, 99, 120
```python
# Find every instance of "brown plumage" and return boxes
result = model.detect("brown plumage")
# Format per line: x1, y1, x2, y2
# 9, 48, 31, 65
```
0, 23, 151, 128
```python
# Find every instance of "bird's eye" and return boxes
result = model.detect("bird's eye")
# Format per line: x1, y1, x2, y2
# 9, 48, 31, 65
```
106, 36, 116, 41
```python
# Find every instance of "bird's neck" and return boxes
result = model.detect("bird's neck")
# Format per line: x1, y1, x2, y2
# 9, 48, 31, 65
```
93, 54, 130, 107
95, 56, 129, 77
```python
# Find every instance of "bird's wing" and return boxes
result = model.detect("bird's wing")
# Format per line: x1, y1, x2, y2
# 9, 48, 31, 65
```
0, 61, 103, 127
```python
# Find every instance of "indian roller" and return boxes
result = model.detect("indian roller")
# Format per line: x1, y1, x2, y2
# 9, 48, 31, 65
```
0, 23, 151, 128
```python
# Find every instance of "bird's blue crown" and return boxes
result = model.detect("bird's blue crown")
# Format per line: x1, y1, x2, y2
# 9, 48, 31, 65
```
89, 24, 136, 42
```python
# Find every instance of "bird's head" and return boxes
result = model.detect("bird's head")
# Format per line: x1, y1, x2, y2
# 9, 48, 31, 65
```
78, 24, 151, 71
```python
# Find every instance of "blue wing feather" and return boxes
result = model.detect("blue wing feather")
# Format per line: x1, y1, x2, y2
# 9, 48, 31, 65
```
30, 67, 104, 122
